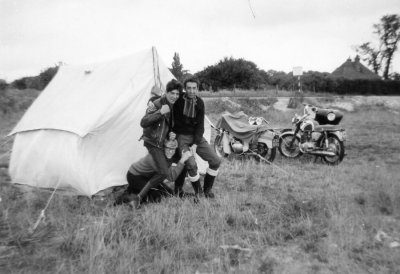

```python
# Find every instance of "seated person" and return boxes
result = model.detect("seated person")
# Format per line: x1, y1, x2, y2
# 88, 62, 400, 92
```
115, 137, 192, 207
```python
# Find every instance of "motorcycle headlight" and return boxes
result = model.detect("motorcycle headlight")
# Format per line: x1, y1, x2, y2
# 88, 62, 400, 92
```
327, 112, 336, 121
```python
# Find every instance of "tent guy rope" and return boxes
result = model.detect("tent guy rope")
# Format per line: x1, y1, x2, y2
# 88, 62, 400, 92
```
29, 179, 62, 234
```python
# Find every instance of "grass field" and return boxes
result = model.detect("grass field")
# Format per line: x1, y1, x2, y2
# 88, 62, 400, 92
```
1, 95, 400, 273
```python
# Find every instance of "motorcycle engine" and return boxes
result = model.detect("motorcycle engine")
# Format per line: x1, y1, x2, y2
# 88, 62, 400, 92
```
231, 138, 244, 153
299, 120, 315, 152
300, 119, 315, 133
299, 141, 314, 152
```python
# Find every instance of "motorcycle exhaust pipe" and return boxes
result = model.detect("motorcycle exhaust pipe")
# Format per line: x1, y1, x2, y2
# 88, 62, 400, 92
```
307, 150, 336, 157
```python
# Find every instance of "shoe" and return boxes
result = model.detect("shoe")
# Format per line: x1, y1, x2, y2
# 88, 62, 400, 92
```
114, 191, 133, 205
128, 194, 141, 209
177, 190, 191, 198
204, 190, 215, 199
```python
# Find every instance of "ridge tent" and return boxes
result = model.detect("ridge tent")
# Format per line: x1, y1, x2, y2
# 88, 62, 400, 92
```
8, 47, 210, 196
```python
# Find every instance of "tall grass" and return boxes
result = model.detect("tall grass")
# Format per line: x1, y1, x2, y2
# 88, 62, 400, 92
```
1, 97, 400, 273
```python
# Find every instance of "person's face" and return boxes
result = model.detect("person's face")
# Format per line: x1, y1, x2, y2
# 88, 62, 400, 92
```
165, 89, 179, 104
164, 147, 176, 159
185, 82, 198, 99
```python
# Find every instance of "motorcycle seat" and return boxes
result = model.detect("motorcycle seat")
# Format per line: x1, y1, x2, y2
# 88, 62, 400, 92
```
313, 125, 342, 132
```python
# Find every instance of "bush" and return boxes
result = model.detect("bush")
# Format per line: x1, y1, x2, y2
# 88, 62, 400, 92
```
0, 88, 40, 114
0, 79, 8, 90
10, 66, 59, 91
195, 57, 267, 91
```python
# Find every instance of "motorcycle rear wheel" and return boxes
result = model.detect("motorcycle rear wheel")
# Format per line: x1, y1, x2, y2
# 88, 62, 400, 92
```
255, 142, 277, 163
214, 135, 227, 157
322, 135, 345, 165
279, 134, 302, 158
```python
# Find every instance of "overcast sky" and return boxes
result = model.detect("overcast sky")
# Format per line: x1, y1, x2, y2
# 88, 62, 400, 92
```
1, 0, 399, 81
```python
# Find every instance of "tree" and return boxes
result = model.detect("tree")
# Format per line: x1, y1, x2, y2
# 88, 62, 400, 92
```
38, 65, 59, 89
377, 14, 400, 79
170, 53, 188, 82
10, 64, 59, 90
195, 57, 266, 91
357, 42, 382, 75
357, 14, 400, 79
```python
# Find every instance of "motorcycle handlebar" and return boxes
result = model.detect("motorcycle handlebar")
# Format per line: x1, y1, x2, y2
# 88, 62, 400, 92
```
262, 117, 270, 125
248, 116, 270, 126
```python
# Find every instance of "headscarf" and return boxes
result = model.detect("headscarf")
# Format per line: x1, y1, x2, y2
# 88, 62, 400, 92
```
183, 94, 197, 118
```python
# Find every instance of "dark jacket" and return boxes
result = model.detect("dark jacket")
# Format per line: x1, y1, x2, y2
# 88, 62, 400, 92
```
172, 93, 205, 145
140, 96, 173, 148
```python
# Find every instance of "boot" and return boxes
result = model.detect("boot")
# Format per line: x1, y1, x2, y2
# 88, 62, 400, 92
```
129, 194, 141, 209
191, 180, 203, 197
114, 191, 133, 206
136, 174, 164, 207
174, 171, 187, 198
203, 174, 216, 199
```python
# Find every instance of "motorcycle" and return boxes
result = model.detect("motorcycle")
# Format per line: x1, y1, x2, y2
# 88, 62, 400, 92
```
278, 104, 347, 165
212, 112, 279, 163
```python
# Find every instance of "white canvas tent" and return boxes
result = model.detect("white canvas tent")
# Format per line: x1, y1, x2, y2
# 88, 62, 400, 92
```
8, 47, 210, 196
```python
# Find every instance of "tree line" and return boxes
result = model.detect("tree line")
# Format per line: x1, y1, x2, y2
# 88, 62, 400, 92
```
0, 65, 59, 91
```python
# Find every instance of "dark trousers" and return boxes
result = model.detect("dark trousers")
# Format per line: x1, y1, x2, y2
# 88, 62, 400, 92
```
126, 172, 173, 199
126, 172, 149, 194
142, 142, 170, 193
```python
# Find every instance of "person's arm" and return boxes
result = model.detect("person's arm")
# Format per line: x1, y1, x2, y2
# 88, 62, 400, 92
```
193, 99, 205, 145
140, 103, 170, 128
165, 151, 192, 182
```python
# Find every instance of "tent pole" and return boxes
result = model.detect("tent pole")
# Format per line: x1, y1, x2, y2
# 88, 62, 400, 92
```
152, 47, 163, 92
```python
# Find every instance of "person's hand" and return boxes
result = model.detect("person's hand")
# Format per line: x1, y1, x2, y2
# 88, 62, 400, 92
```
146, 101, 157, 113
180, 150, 192, 164
147, 101, 155, 108
169, 132, 176, 140
190, 144, 197, 156
160, 104, 170, 115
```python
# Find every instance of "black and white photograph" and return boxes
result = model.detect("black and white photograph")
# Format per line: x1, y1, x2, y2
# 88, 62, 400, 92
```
1, 0, 400, 273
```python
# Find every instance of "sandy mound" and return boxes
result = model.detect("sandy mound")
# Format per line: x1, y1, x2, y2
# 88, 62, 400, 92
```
221, 97, 242, 108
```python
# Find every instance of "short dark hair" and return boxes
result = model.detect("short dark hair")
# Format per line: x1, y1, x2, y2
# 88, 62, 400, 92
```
166, 79, 183, 93
184, 77, 199, 89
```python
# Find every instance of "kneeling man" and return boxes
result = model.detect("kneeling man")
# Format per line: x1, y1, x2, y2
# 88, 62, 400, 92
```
115, 137, 192, 207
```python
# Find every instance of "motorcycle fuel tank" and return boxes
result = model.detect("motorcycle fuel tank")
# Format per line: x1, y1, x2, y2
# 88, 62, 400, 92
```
315, 109, 343, 125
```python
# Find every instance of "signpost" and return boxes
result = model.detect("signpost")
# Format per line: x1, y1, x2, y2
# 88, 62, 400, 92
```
293, 66, 303, 93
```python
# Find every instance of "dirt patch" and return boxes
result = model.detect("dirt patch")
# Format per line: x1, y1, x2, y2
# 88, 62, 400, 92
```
325, 101, 355, 111
273, 98, 290, 112
221, 97, 242, 108
309, 96, 400, 112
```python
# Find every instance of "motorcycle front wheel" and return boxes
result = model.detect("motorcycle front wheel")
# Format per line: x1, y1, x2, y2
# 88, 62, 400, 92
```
214, 135, 227, 157
322, 135, 345, 165
279, 133, 302, 158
